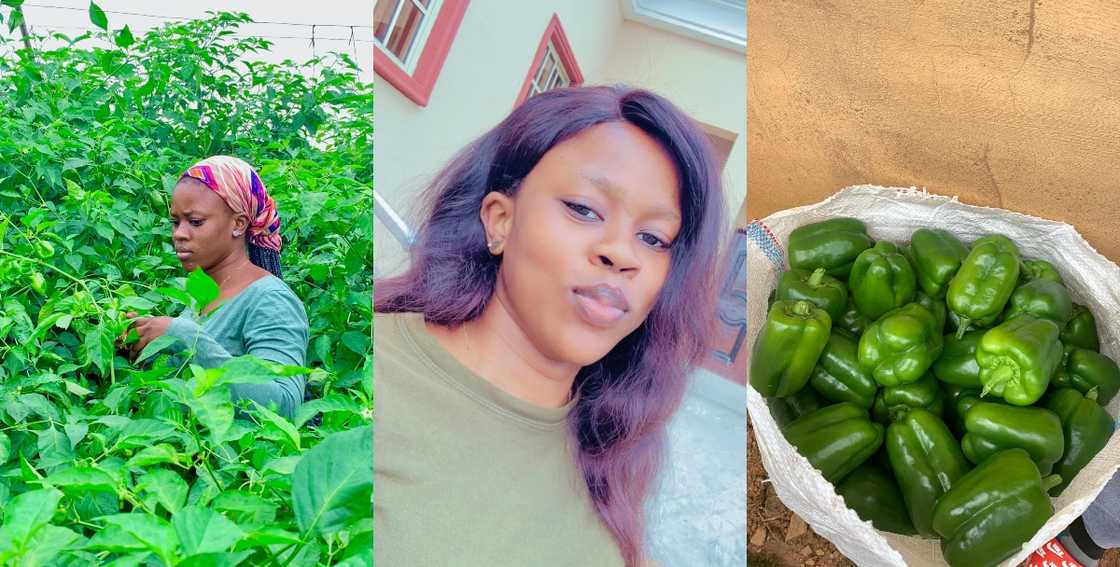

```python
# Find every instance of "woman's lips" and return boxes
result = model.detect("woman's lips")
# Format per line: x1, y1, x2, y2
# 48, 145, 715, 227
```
572, 285, 630, 328
176, 250, 192, 260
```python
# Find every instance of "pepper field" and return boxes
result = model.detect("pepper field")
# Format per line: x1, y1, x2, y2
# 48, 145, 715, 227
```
0, 8, 372, 566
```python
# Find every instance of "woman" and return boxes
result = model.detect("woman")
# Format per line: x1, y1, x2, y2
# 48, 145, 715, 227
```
127, 155, 309, 421
374, 86, 726, 566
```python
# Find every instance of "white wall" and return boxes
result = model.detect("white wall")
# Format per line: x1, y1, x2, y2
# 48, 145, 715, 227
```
596, 20, 746, 225
375, 1, 624, 275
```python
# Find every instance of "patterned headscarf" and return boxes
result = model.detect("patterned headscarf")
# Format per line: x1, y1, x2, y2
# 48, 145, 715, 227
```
181, 155, 283, 252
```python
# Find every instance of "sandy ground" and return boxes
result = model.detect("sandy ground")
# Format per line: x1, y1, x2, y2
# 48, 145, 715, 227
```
748, 418, 1119, 567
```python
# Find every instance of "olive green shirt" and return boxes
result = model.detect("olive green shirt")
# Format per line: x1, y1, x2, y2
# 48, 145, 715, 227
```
166, 275, 308, 421
373, 311, 623, 567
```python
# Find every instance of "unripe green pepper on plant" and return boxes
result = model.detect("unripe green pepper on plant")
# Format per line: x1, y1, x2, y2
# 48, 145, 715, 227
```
858, 302, 944, 387
849, 241, 916, 321
886, 408, 970, 537
835, 463, 916, 535
976, 315, 1063, 406
776, 268, 848, 321
959, 401, 1064, 475
1002, 279, 1073, 326
809, 329, 878, 409
932, 449, 1061, 567
1045, 387, 1115, 496
750, 300, 831, 397
782, 402, 884, 483
908, 228, 968, 298
1062, 303, 1100, 351
947, 234, 1021, 338
787, 217, 873, 279
1053, 346, 1120, 405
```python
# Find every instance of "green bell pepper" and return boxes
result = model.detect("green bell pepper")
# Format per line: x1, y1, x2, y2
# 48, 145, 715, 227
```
837, 291, 870, 336
1062, 303, 1100, 352
849, 241, 917, 321
776, 268, 848, 321
1053, 347, 1120, 405
909, 228, 968, 298
835, 463, 917, 535
809, 329, 878, 409
1020, 259, 1064, 285
788, 217, 874, 278
932, 330, 985, 388
1046, 388, 1115, 495
947, 234, 1021, 338
871, 372, 944, 424
942, 386, 982, 437
771, 387, 824, 427
783, 402, 884, 483
915, 290, 947, 334
858, 302, 944, 387
960, 401, 1064, 475
1002, 279, 1073, 326
750, 300, 832, 397
932, 449, 1061, 567
886, 408, 971, 537
977, 315, 1062, 406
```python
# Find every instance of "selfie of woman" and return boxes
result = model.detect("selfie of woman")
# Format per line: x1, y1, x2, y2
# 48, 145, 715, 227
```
373, 4, 746, 566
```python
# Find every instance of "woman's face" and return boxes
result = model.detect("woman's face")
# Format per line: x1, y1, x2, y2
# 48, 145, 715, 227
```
485, 121, 682, 367
169, 178, 244, 273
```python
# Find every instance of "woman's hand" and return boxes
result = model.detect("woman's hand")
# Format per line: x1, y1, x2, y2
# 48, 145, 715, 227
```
125, 312, 174, 359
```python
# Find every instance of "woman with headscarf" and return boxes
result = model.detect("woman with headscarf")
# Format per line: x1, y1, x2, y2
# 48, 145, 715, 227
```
126, 155, 309, 421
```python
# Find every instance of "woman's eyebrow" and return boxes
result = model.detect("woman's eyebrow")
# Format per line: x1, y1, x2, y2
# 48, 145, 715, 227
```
580, 172, 681, 223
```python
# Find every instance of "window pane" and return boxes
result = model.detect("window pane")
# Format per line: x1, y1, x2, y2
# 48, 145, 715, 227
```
384, 0, 425, 61
373, 0, 401, 43
534, 54, 555, 87
414, 0, 431, 8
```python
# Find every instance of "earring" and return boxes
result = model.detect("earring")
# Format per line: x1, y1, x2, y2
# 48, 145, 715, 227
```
487, 238, 503, 254
233, 230, 243, 237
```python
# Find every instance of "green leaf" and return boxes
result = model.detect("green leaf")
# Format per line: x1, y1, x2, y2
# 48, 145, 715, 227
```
135, 334, 178, 364
185, 268, 220, 314
0, 489, 62, 551
211, 492, 277, 525
293, 395, 363, 429
6, 7, 21, 34
95, 513, 179, 564
250, 401, 300, 452
117, 418, 177, 448
234, 526, 301, 549
125, 444, 183, 468
0, 433, 9, 465
194, 389, 234, 445
13, 524, 81, 566
172, 506, 244, 556
45, 466, 116, 493
291, 425, 372, 537
178, 551, 256, 567
114, 24, 134, 48
340, 330, 370, 355
136, 469, 187, 515
88, 1, 107, 31
35, 427, 73, 470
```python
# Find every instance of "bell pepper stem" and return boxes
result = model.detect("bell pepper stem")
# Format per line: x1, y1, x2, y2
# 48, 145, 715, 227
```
980, 364, 1017, 398
955, 316, 971, 339
1086, 388, 1099, 402
792, 300, 813, 317
1041, 474, 1063, 492
808, 267, 826, 287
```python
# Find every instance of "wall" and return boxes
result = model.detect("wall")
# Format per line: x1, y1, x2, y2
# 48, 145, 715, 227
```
598, 20, 747, 226
747, 0, 1120, 261
375, 1, 623, 275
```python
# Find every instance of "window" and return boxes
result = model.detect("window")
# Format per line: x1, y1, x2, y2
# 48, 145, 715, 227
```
515, 14, 583, 106
373, 0, 469, 107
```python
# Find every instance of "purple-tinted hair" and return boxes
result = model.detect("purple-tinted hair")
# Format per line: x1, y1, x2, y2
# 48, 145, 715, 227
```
375, 85, 725, 565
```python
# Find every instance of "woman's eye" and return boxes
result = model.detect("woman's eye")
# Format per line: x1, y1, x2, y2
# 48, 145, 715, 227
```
189, 219, 203, 227
639, 233, 669, 249
564, 201, 601, 221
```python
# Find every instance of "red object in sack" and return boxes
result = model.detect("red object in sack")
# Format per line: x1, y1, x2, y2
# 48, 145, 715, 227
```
1025, 538, 1085, 567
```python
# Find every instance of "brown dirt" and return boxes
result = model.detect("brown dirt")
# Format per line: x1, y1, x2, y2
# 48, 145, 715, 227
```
748, 417, 1119, 567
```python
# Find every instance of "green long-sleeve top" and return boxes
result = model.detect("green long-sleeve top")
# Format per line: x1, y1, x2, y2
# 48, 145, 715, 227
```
165, 274, 308, 421
374, 311, 623, 567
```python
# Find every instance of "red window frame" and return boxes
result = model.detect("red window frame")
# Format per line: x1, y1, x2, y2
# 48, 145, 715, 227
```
514, 14, 584, 107
374, 0, 470, 107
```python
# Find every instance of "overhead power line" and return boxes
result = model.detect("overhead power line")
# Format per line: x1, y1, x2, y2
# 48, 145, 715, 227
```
24, 3, 374, 29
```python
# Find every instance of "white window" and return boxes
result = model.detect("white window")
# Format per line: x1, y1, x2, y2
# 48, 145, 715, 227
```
373, 0, 442, 72
527, 42, 571, 99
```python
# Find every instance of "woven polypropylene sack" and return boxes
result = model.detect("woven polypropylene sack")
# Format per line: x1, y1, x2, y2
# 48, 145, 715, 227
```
746, 185, 1120, 567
